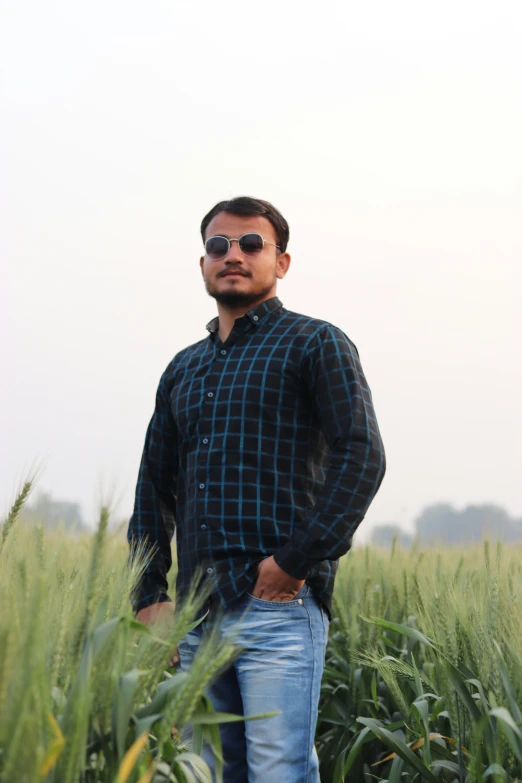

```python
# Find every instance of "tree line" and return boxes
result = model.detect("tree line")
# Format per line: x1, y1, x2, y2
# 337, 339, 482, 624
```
371, 502, 522, 546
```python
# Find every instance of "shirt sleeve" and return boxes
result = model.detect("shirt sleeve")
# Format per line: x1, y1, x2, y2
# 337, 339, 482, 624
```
273, 325, 386, 579
127, 368, 178, 612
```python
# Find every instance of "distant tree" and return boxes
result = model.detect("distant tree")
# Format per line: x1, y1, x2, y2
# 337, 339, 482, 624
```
414, 503, 522, 545
414, 503, 458, 544
21, 491, 86, 531
370, 524, 413, 548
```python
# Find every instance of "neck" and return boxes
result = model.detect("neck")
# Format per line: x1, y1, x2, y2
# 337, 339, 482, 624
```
216, 290, 277, 342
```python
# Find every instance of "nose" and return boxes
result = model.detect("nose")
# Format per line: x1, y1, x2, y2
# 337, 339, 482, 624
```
223, 239, 245, 264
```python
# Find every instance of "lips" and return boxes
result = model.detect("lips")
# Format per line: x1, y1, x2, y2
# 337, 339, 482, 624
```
220, 271, 248, 278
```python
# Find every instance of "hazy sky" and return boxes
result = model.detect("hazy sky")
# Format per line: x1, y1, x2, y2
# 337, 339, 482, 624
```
2, 0, 521, 537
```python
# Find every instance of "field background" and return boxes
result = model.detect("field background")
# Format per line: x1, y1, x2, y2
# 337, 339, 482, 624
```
1, 496, 521, 782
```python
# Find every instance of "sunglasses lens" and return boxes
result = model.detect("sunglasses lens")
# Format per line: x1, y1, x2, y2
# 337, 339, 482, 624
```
206, 236, 229, 259
239, 233, 264, 254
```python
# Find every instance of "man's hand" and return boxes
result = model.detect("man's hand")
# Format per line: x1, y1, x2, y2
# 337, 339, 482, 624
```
251, 556, 305, 602
136, 601, 180, 667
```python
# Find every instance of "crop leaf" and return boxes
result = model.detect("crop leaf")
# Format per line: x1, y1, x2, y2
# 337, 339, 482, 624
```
361, 617, 436, 649
358, 718, 439, 782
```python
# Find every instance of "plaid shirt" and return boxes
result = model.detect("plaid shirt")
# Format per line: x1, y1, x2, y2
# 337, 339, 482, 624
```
128, 297, 385, 615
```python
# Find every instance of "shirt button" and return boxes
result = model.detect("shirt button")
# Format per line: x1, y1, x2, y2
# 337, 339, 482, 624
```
298, 598, 303, 605
201, 524, 207, 531
206, 567, 213, 575
202, 438, 209, 444
221, 349, 226, 355
253, 315, 259, 321
207, 392, 214, 398
199, 483, 205, 489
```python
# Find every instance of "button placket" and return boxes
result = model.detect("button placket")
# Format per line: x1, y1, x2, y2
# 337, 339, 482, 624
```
198, 362, 223, 549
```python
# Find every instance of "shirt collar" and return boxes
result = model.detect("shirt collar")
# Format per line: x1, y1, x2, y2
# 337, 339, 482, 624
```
206, 296, 283, 336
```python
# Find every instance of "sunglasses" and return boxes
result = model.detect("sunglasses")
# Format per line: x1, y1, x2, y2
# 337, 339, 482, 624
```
204, 233, 280, 261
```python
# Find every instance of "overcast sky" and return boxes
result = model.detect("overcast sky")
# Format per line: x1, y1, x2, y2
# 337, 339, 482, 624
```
2, 0, 521, 537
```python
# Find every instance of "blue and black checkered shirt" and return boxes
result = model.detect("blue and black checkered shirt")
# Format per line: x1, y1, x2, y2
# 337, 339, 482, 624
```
128, 297, 385, 615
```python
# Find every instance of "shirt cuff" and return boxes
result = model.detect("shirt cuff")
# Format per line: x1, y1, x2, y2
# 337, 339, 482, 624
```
273, 541, 316, 580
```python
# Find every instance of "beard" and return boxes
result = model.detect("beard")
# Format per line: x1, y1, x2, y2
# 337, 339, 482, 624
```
204, 278, 276, 308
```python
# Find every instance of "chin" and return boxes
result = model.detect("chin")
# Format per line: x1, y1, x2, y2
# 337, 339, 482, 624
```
207, 288, 264, 307
205, 278, 275, 308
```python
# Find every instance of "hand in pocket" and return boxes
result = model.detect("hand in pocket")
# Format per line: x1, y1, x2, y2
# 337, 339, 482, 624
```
251, 556, 305, 602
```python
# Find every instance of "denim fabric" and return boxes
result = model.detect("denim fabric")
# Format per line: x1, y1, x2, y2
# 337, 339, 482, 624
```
178, 584, 329, 782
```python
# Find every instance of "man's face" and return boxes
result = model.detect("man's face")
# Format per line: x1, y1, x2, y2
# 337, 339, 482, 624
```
200, 212, 290, 308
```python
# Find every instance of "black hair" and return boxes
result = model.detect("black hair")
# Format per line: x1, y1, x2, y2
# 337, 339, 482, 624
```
200, 196, 290, 253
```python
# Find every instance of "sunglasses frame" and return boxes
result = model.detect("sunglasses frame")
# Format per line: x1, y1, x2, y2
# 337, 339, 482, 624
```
204, 233, 281, 261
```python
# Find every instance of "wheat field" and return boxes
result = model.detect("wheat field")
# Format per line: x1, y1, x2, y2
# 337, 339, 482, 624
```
1, 486, 521, 782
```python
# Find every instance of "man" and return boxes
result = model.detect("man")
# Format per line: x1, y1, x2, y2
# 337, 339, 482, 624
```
128, 196, 386, 782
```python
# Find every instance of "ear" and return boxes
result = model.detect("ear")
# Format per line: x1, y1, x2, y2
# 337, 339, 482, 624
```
276, 252, 291, 280
199, 256, 205, 275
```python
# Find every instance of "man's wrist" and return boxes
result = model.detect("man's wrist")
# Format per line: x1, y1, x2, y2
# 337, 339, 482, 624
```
133, 592, 172, 615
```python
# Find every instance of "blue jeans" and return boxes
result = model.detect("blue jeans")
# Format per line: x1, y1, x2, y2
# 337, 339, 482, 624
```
178, 583, 329, 783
